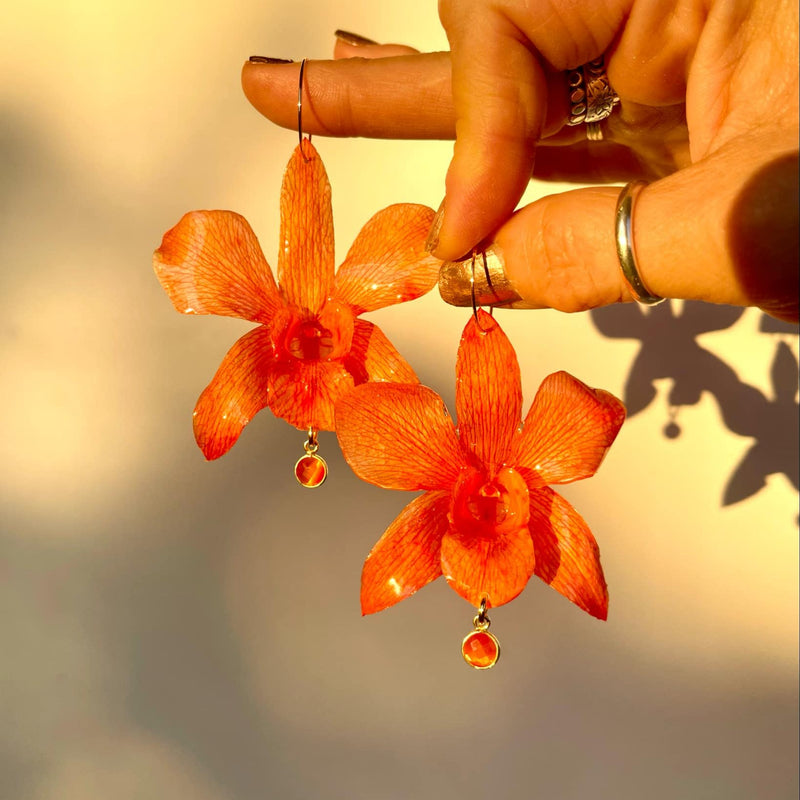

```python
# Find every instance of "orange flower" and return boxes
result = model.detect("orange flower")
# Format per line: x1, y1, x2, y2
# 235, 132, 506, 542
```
154, 141, 439, 459
336, 311, 626, 619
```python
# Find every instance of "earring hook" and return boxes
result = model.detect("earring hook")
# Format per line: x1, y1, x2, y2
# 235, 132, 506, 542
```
470, 249, 495, 333
297, 58, 312, 161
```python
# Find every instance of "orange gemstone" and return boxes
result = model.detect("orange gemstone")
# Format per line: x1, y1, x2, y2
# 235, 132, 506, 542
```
461, 630, 500, 669
294, 454, 327, 487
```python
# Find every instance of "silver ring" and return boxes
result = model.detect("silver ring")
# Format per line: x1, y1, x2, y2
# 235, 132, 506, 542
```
614, 181, 664, 305
586, 121, 604, 141
566, 56, 619, 126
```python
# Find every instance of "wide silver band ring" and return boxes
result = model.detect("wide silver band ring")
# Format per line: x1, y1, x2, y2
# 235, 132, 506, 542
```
615, 181, 664, 305
567, 56, 620, 127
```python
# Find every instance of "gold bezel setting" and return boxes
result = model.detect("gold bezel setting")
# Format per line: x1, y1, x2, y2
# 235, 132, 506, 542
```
294, 452, 328, 488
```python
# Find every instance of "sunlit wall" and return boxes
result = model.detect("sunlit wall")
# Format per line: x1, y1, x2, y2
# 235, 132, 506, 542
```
1, 2, 797, 799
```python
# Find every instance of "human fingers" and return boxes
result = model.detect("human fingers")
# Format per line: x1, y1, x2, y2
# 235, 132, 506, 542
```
433, 0, 706, 260
439, 141, 799, 321
533, 101, 691, 184
433, 1, 547, 260
242, 50, 571, 142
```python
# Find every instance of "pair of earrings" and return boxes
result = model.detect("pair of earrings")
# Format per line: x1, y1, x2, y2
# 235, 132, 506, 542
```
153, 62, 626, 669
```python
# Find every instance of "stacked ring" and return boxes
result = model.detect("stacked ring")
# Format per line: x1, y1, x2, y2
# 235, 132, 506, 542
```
566, 56, 619, 128
614, 181, 664, 305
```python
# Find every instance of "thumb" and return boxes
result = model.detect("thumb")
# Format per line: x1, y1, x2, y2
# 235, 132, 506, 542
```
440, 145, 798, 320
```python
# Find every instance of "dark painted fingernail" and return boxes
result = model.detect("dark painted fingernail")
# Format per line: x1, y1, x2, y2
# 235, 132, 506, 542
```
334, 29, 378, 46
248, 56, 294, 64
425, 199, 445, 254
438, 245, 527, 308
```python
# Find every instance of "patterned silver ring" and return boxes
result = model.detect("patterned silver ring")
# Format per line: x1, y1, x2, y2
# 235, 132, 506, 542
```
567, 56, 620, 127
614, 181, 664, 305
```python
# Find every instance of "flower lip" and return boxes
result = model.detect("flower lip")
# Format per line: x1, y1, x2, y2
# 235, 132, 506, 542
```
449, 465, 530, 539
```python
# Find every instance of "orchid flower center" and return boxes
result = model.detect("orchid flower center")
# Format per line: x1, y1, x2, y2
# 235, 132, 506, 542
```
450, 466, 530, 538
272, 301, 354, 363
286, 319, 336, 360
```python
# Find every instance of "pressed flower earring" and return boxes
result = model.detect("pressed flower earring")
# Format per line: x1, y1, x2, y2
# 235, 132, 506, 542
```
153, 61, 439, 484
335, 309, 626, 668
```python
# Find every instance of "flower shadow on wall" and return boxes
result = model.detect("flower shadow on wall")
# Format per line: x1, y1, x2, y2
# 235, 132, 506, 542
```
590, 302, 799, 507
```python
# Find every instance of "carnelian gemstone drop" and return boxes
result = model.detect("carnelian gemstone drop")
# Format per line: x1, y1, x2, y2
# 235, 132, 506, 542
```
295, 454, 328, 487
461, 630, 500, 669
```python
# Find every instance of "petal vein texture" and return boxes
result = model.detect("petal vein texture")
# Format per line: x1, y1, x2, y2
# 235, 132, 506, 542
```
278, 140, 335, 314
456, 311, 522, 468
529, 487, 608, 620
335, 204, 440, 314
336, 383, 466, 490
441, 525, 536, 608
361, 490, 450, 614
513, 371, 626, 486
193, 325, 274, 459
154, 210, 280, 323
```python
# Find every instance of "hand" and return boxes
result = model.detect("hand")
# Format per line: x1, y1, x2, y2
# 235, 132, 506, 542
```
242, 1, 798, 321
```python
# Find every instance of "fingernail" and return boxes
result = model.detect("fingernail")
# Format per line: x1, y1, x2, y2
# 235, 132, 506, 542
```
248, 56, 294, 64
438, 245, 526, 308
425, 199, 445, 254
334, 29, 378, 46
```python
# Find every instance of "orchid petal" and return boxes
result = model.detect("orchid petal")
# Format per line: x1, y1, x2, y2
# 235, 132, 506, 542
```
529, 487, 608, 620
268, 358, 354, 432
193, 326, 273, 460
361, 490, 449, 615
278, 140, 335, 315
154, 211, 280, 323
343, 319, 419, 385
456, 311, 522, 468
336, 383, 467, 490
513, 372, 626, 487
335, 204, 439, 314
441, 525, 536, 608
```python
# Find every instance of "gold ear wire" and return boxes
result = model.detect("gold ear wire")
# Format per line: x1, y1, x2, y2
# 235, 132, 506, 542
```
297, 58, 312, 161
470, 249, 495, 333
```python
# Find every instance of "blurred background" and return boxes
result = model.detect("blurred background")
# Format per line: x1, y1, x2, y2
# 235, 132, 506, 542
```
1, 1, 797, 798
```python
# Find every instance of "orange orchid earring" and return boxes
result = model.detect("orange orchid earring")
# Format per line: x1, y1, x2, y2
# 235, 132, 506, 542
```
153, 60, 439, 485
335, 300, 626, 668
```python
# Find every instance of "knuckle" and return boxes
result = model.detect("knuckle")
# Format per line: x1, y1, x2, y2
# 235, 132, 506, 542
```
533, 198, 599, 312
324, 82, 359, 137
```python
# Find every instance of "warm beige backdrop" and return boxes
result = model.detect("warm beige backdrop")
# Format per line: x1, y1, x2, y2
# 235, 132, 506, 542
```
2, 2, 798, 798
